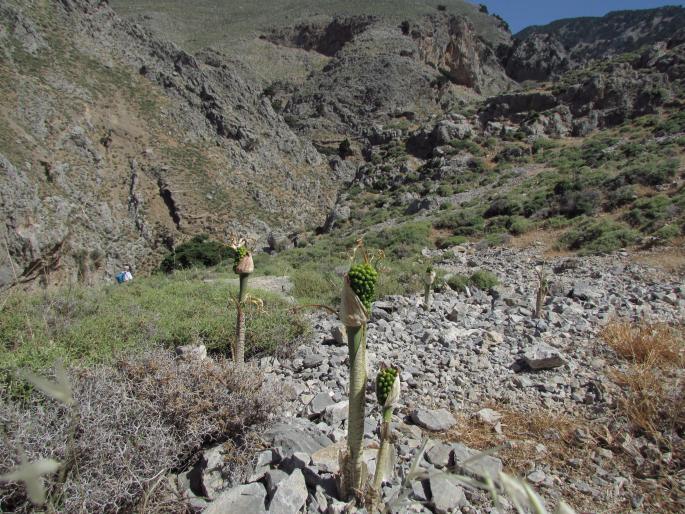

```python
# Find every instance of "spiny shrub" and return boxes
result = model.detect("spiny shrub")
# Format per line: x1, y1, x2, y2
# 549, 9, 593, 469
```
159, 234, 231, 273
0, 351, 278, 513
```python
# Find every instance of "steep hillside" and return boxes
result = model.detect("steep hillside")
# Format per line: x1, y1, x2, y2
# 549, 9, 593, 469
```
0, 0, 335, 288
509, 6, 685, 81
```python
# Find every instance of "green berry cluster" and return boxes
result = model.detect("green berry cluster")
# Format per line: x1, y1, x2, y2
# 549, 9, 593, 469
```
232, 245, 248, 273
348, 263, 378, 311
376, 367, 398, 405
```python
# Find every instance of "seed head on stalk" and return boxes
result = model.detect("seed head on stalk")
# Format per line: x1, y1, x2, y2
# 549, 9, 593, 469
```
338, 239, 383, 501
227, 235, 256, 364
371, 364, 400, 499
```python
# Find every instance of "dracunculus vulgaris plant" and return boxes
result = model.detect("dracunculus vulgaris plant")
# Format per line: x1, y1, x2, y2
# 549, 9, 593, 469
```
228, 236, 255, 364
372, 365, 400, 493
424, 266, 436, 309
339, 241, 381, 499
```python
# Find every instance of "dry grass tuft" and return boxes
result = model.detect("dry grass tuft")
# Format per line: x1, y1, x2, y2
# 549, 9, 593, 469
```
601, 321, 685, 368
601, 321, 684, 439
0, 349, 279, 513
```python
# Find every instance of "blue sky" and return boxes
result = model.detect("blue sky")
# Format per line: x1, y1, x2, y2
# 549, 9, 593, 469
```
477, 1, 684, 33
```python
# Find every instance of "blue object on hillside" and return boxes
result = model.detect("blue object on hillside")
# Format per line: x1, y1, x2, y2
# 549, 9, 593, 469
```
115, 272, 126, 284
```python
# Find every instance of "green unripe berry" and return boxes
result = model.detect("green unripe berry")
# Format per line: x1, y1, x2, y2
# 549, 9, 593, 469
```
232, 246, 248, 273
376, 367, 398, 405
349, 263, 378, 311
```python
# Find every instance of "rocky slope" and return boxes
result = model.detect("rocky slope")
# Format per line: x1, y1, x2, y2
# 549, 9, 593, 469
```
509, 6, 685, 81
2, 0, 684, 289
0, 0, 335, 288
174, 244, 685, 513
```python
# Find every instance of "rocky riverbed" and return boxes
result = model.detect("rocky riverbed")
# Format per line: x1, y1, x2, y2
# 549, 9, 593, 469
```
173, 245, 684, 513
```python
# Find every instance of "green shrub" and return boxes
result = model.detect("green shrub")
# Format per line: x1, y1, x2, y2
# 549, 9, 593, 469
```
449, 139, 483, 156
436, 235, 468, 249
484, 197, 522, 218
447, 274, 470, 292
653, 224, 681, 241
559, 218, 640, 254
605, 185, 637, 210
623, 195, 673, 232
508, 216, 533, 235
469, 270, 499, 290
655, 111, 685, 136
615, 159, 678, 187
159, 234, 231, 273
557, 190, 601, 217
434, 210, 485, 236
365, 221, 432, 259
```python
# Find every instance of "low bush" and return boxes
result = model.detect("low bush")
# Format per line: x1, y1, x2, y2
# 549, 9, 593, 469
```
613, 159, 678, 187
605, 185, 637, 210
447, 274, 470, 292
484, 197, 521, 218
436, 235, 468, 249
159, 234, 231, 273
0, 351, 278, 513
507, 216, 533, 235
448, 139, 483, 156
558, 218, 640, 254
434, 210, 485, 236
623, 195, 673, 232
365, 221, 431, 259
469, 270, 499, 290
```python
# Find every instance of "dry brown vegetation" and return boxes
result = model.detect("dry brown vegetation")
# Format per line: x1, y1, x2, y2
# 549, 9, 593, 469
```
0, 350, 279, 513
601, 321, 684, 439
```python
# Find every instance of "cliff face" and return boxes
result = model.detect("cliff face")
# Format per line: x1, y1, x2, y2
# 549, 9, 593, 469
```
0, 0, 335, 288
272, 13, 512, 139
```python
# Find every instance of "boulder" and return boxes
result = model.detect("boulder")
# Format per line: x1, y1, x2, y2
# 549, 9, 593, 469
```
204, 482, 267, 514
411, 408, 456, 431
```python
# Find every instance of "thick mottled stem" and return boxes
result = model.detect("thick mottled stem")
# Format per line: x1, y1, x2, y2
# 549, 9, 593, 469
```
424, 282, 432, 309
372, 406, 394, 492
233, 273, 249, 363
347, 323, 367, 496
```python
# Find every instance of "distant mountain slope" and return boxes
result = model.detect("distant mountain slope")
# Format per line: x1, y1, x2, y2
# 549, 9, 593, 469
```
508, 6, 685, 81
110, 0, 509, 51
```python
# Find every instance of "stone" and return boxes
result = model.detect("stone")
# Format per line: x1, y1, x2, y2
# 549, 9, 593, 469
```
331, 325, 346, 346
311, 442, 344, 474
309, 392, 335, 416
263, 420, 331, 456
476, 408, 502, 425
200, 445, 229, 499
527, 470, 546, 485
522, 343, 565, 370
323, 401, 349, 427
175, 344, 207, 361
425, 442, 453, 468
204, 482, 267, 514
269, 469, 308, 514
451, 443, 503, 479
411, 408, 457, 431
429, 472, 466, 514
265, 469, 289, 498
